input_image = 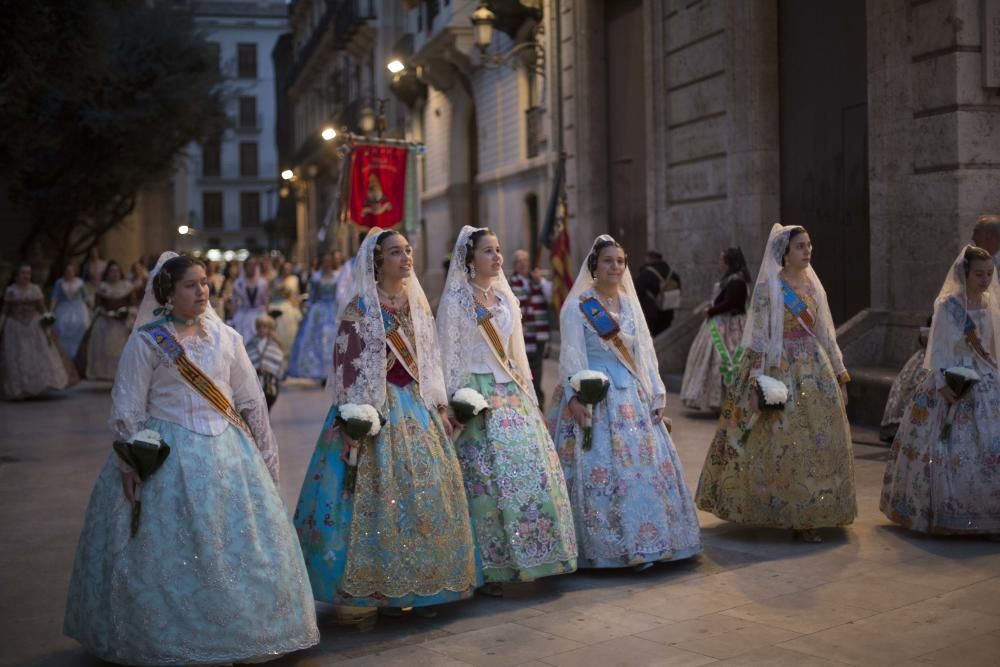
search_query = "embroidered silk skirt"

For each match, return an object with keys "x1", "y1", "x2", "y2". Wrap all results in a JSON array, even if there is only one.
[{"x1": 680, "y1": 313, "x2": 746, "y2": 412}]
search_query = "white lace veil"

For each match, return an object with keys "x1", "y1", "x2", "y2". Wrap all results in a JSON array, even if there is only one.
[
  {"x1": 924, "y1": 244, "x2": 1000, "y2": 372},
  {"x1": 559, "y1": 235, "x2": 664, "y2": 407},
  {"x1": 437, "y1": 225, "x2": 536, "y2": 404},
  {"x1": 741, "y1": 223, "x2": 844, "y2": 376},
  {"x1": 134, "y1": 251, "x2": 225, "y2": 330},
  {"x1": 329, "y1": 227, "x2": 448, "y2": 410}
]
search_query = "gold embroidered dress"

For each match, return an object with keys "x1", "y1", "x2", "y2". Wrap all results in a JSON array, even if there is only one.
[{"x1": 696, "y1": 225, "x2": 856, "y2": 529}]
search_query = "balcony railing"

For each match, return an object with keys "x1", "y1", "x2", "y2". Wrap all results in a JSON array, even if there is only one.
[{"x1": 287, "y1": 0, "x2": 377, "y2": 91}]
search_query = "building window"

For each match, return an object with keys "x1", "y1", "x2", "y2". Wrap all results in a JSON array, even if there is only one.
[
  {"x1": 203, "y1": 192, "x2": 223, "y2": 228},
  {"x1": 238, "y1": 96, "x2": 257, "y2": 129},
  {"x1": 206, "y1": 41, "x2": 220, "y2": 74},
  {"x1": 240, "y1": 192, "x2": 261, "y2": 228},
  {"x1": 237, "y1": 43, "x2": 257, "y2": 78},
  {"x1": 201, "y1": 139, "x2": 220, "y2": 177},
  {"x1": 239, "y1": 142, "x2": 258, "y2": 176}
]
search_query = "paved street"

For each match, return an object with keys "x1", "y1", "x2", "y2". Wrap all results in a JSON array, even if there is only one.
[{"x1": 3, "y1": 363, "x2": 1000, "y2": 667}]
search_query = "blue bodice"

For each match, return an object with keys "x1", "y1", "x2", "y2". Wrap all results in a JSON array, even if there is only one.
[{"x1": 583, "y1": 326, "x2": 635, "y2": 389}]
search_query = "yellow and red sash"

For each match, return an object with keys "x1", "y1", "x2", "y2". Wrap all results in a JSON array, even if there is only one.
[
  {"x1": 141, "y1": 322, "x2": 253, "y2": 438},
  {"x1": 578, "y1": 296, "x2": 641, "y2": 379},
  {"x1": 474, "y1": 301, "x2": 535, "y2": 398},
  {"x1": 381, "y1": 306, "x2": 420, "y2": 382}
]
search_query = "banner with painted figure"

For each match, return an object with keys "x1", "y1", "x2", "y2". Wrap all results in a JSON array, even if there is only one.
[{"x1": 345, "y1": 144, "x2": 409, "y2": 229}]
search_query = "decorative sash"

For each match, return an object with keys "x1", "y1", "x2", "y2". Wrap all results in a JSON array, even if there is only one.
[
  {"x1": 473, "y1": 301, "x2": 534, "y2": 397},
  {"x1": 962, "y1": 309, "x2": 999, "y2": 370},
  {"x1": 141, "y1": 323, "x2": 253, "y2": 437},
  {"x1": 780, "y1": 279, "x2": 817, "y2": 337},
  {"x1": 381, "y1": 306, "x2": 420, "y2": 382},
  {"x1": 708, "y1": 318, "x2": 744, "y2": 386},
  {"x1": 578, "y1": 296, "x2": 641, "y2": 379}
]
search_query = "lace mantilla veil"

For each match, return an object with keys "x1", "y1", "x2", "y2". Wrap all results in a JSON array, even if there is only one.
[
  {"x1": 559, "y1": 235, "x2": 665, "y2": 409},
  {"x1": 437, "y1": 225, "x2": 537, "y2": 405},
  {"x1": 924, "y1": 244, "x2": 1000, "y2": 374},
  {"x1": 741, "y1": 223, "x2": 844, "y2": 376},
  {"x1": 329, "y1": 227, "x2": 448, "y2": 411}
]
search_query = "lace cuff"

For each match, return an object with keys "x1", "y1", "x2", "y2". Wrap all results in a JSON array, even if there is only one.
[{"x1": 239, "y1": 401, "x2": 279, "y2": 484}]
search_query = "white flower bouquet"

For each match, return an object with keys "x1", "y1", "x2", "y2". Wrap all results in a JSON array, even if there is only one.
[
  {"x1": 940, "y1": 366, "x2": 980, "y2": 440},
  {"x1": 112, "y1": 306, "x2": 130, "y2": 321},
  {"x1": 39, "y1": 312, "x2": 56, "y2": 328},
  {"x1": 569, "y1": 370, "x2": 611, "y2": 450},
  {"x1": 451, "y1": 388, "x2": 490, "y2": 424},
  {"x1": 754, "y1": 375, "x2": 789, "y2": 411},
  {"x1": 337, "y1": 403, "x2": 383, "y2": 493},
  {"x1": 113, "y1": 429, "x2": 171, "y2": 537}
]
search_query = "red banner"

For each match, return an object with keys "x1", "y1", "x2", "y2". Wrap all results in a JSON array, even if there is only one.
[
  {"x1": 346, "y1": 144, "x2": 408, "y2": 229},
  {"x1": 549, "y1": 218, "x2": 573, "y2": 312}
]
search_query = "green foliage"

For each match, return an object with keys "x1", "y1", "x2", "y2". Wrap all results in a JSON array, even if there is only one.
[{"x1": 0, "y1": 0, "x2": 228, "y2": 271}]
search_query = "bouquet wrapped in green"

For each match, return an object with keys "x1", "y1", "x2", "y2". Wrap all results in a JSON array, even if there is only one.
[
  {"x1": 113, "y1": 306, "x2": 130, "y2": 321},
  {"x1": 940, "y1": 366, "x2": 980, "y2": 441},
  {"x1": 451, "y1": 388, "x2": 490, "y2": 424},
  {"x1": 337, "y1": 403, "x2": 383, "y2": 494},
  {"x1": 569, "y1": 370, "x2": 611, "y2": 450},
  {"x1": 113, "y1": 429, "x2": 171, "y2": 537}
]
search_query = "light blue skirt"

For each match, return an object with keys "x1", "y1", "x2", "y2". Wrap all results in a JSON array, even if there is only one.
[
  {"x1": 64, "y1": 417, "x2": 319, "y2": 665},
  {"x1": 287, "y1": 299, "x2": 338, "y2": 380}
]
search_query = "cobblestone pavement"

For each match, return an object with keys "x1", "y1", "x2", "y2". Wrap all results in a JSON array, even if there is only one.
[{"x1": 3, "y1": 362, "x2": 1000, "y2": 666}]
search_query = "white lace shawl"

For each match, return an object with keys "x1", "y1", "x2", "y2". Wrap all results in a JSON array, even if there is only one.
[
  {"x1": 924, "y1": 245, "x2": 1000, "y2": 383},
  {"x1": 329, "y1": 228, "x2": 448, "y2": 411},
  {"x1": 436, "y1": 225, "x2": 537, "y2": 405},
  {"x1": 742, "y1": 223, "x2": 845, "y2": 377},
  {"x1": 121, "y1": 251, "x2": 281, "y2": 482},
  {"x1": 559, "y1": 235, "x2": 665, "y2": 410}
]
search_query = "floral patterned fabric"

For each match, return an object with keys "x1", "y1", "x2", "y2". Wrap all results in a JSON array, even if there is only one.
[
  {"x1": 880, "y1": 307, "x2": 1000, "y2": 534},
  {"x1": 680, "y1": 312, "x2": 747, "y2": 412},
  {"x1": 880, "y1": 349, "x2": 929, "y2": 430},
  {"x1": 455, "y1": 373, "x2": 578, "y2": 582},
  {"x1": 695, "y1": 283, "x2": 857, "y2": 529},
  {"x1": 547, "y1": 321, "x2": 701, "y2": 567}
]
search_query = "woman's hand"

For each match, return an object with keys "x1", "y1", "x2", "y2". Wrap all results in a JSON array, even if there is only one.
[
  {"x1": 568, "y1": 396, "x2": 591, "y2": 427},
  {"x1": 120, "y1": 468, "x2": 140, "y2": 508},
  {"x1": 938, "y1": 385, "x2": 958, "y2": 405},
  {"x1": 339, "y1": 431, "x2": 359, "y2": 464},
  {"x1": 437, "y1": 406, "x2": 457, "y2": 438},
  {"x1": 840, "y1": 382, "x2": 849, "y2": 406}
]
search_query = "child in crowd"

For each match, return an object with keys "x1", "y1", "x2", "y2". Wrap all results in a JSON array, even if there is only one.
[{"x1": 246, "y1": 314, "x2": 285, "y2": 410}]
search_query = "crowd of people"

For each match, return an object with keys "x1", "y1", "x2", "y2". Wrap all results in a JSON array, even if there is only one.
[{"x1": 1, "y1": 215, "x2": 998, "y2": 664}]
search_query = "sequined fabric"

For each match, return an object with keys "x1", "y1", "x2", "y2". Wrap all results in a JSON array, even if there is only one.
[
  {"x1": 64, "y1": 417, "x2": 319, "y2": 665},
  {"x1": 455, "y1": 374, "x2": 578, "y2": 582},
  {"x1": 547, "y1": 311, "x2": 702, "y2": 567},
  {"x1": 696, "y1": 284, "x2": 857, "y2": 529},
  {"x1": 295, "y1": 306, "x2": 477, "y2": 606},
  {"x1": 881, "y1": 307, "x2": 1000, "y2": 534}
]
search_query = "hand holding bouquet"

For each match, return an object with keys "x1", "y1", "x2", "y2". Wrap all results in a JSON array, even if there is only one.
[
  {"x1": 732, "y1": 374, "x2": 788, "y2": 452},
  {"x1": 451, "y1": 388, "x2": 490, "y2": 424},
  {"x1": 569, "y1": 370, "x2": 611, "y2": 450},
  {"x1": 939, "y1": 366, "x2": 979, "y2": 440},
  {"x1": 39, "y1": 312, "x2": 56, "y2": 328},
  {"x1": 113, "y1": 429, "x2": 171, "y2": 537},
  {"x1": 113, "y1": 306, "x2": 130, "y2": 321},
  {"x1": 337, "y1": 404, "x2": 383, "y2": 494}
]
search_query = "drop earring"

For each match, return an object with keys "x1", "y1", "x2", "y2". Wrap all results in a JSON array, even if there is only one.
[{"x1": 469, "y1": 265, "x2": 477, "y2": 280}]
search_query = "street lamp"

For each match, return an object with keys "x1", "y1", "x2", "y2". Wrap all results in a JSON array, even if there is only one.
[
  {"x1": 387, "y1": 59, "x2": 405, "y2": 74},
  {"x1": 321, "y1": 127, "x2": 337, "y2": 141},
  {"x1": 177, "y1": 225, "x2": 190, "y2": 235},
  {"x1": 281, "y1": 169, "x2": 294, "y2": 181},
  {"x1": 470, "y1": 2, "x2": 544, "y2": 73}
]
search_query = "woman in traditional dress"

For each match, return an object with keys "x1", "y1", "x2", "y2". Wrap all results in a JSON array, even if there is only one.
[
  {"x1": 880, "y1": 246, "x2": 1000, "y2": 536},
  {"x1": 548, "y1": 236, "x2": 702, "y2": 569},
  {"x1": 0, "y1": 263, "x2": 76, "y2": 400},
  {"x1": 294, "y1": 229, "x2": 477, "y2": 621},
  {"x1": 879, "y1": 318, "x2": 931, "y2": 442},
  {"x1": 695, "y1": 224, "x2": 856, "y2": 542},
  {"x1": 438, "y1": 226, "x2": 577, "y2": 591},
  {"x1": 51, "y1": 263, "x2": 91, "y2": 358},
  {"x1": 64, "y1": 253, "x2": 319, "y2": 665},
  {"x1": 680, "y1": 248, "x2": 751, "y2": 411},
  {"x1": 287, "y1": 253, "x2": 340, "y2": 380},
  {"x1": 269, "y1": 260, "x2": 304, "y2": 355},
  {"x1": 229, "y1": 257, "x2": 269, "y2": 342},
  {"x1": 77, "y1": 261, "x2": 136, "y2": 381}
]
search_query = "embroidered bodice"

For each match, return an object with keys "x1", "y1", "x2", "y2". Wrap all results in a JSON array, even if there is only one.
[
  {"x1": 310, "y1": 273, "x2": 338, "y2": 303},
  {"x1": 96, "y1": 281, "x2": 134, "y2": 311},
  {"x1": 3, "y1": 284, "x2": 45, "y2": 323},
  {"x1": 467, "y1": 292, "x2": 516, "y2": 382}
]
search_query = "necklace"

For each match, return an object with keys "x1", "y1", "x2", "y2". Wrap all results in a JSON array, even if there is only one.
[
  {"x1": 168, "y1": 314, "x2": 200, "y2": 327},
  {"x1": 596, "y1": 289, "x2": 620, "y2": 312},
  {"x1": 378, "y1": 283, "x2": 407, "y2": 307},
  {"x1": 471, "y1": 281, "x2": 493, "y2": 300}
]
